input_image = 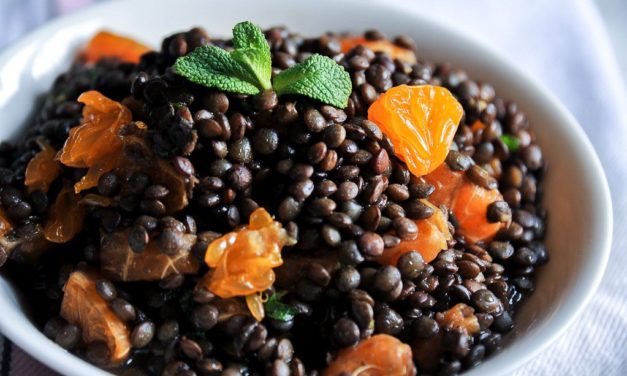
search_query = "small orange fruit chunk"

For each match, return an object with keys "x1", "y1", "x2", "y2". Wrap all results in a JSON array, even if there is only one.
[
  {"x1": 43, "y1": 182, "x2": 85, "y2": 243},
  {"x1": 24, "y1": 142, "x2": 62, "y2": 193},
  {"x1": 246, "y1": 293, "x2": 266, "y2": 322},
  {"x1": 424, "y1": 164, "x2": 505, "y2": 244},
  {"x1": 58, "y1": 91, "x2": 132, "y2": 193},
  {"x1": 0, "y1": 208, "x2": 12, "y2": 238},
  {"x1": 82, "y1": 31, "x2": 151, "y2": 64},
  {"x1": 203, "y1": 208, "x2": 295, "y2": 298},
  {"x1": 339, "y1": 36, "x2": 417, "y2": 64},
  {"x1": 368, "y1": 85, "x2": 463, "y2": 177},
  {"x1": 323, "y1": 334, "x2": 415, "y2": 376},
  {"x1": 438, "y1": 303, "x2": 480, "y2": 335},
  {"x1": 376, "y1": 200, "x2": 451, "y2": 265},
  {"x1": 61, "y1": 270, "x2": 131, "y2": 365}
]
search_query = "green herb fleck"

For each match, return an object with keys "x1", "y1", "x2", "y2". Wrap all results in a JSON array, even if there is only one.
[
  {"x1": 264, "y1": 291, "x2": 296, "y2": 322},
  {"x1": 273, "y1": 54, "x2": 352, "y2": 108},
  {"x1": 500, "y1": 134, "x2": 521, "y2": 152}
]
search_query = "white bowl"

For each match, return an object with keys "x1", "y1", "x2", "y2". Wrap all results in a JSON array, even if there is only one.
[{"x1": 0, "y1": 0, "x2": 612, "y2": 375}]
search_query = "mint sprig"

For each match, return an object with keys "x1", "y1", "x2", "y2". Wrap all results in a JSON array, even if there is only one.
[
  {"x1": 264, "y1": 291, "x2": 296, "y2": 322},
  {"x1": 273, "y1": 54, "x2": 352, "y2": 108},
  {"x1": 173, "y1": 21, "x2": 352, "y2": 108}
]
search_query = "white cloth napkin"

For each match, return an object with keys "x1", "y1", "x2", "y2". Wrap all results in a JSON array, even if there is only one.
[
  {"x1": 1, "y1": 0, "x2": 626, "y2": 375},
  {"x1": 382, "y1": 0, "x2": 627, "y2": 375}
]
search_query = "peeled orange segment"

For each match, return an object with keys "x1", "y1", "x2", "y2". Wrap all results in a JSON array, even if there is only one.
[
  {"x1": 24, "y1": 142, "x2": 62, "y2": 193},
  {"x1": 43, "y1": 182, "x2": 85, "y2": 243},
  {"x1": 368, "y1": 85, "x2": 463, "y2": 178},
  {"x1": 58, "y1": 91, "x2": 132, "y2": 193},
  {"x1": 203, "y1": 208, "x2": 296, "y2": 298},
  {"x1": 61, "y1": 270, "x2": 131, "y2": 365},
  {"x1": 376, "y1": 200, "x2": 451, "y2": 265},
  {"x1": 245, "y1": 293, "x2": 265, "y2": 322},
  {"x1": 437, "y1": 303, "x2": 480, "y2": 335},
  {"x1": 0, "y1": 208, "x2": 12, "y2": 238},
  {"x1": 322, "y1": 334, "x2": 415, "y2": 376},
  {"x1": 100, "y1": 230, "x2": 198, "y2": 281},
  {"x1": 339, "y1": 36, "x2": 417, "y2": 64},
  {"x1": 82, "y1": 31, "x2": 151, "y2": 64},
  {"x1": 424, "y1": 164, "x2": 506, "y2": 244}
]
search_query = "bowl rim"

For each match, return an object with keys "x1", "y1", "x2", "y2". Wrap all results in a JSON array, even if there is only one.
[{"x1": 0, "y1": 0, "x2": 613, "y2": 375}]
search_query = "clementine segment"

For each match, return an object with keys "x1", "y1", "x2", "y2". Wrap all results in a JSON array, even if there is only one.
[
  {"x1": 438, "y1": 303, "x2": 480, "y2": 335},
  {"x1": 322, "y1": 334, "x2": 415, "y2": 376},
  {"x1": 61, "y1": 270, "x2": 131, "y2": 365},
  {"x1": 368, "y1": 85, "x2": 463, "y2": 177},
  {"x1": 0, "y1": 208, "x2": 12, "y2": 238},
  {"x1": 43, "y1": 181, "x2": 85, "y2": 243},
  {"x1": 424, "y1": 164, "x2": 505, "y2": 244},
  {"x1": 82, "y1": 31, "x2": 151, "y2": 64},
  {"x1": 203, "y1": 208, "x2": 295, "y2": 298},
  {"x1": 376, "y1": 200, "x2": 451, "y2": 265},
  {"x1": 58, "y1": 91, "x2": 132, "y2": 193},
  {"x1": 339, "y1": 36, "x2": 417, "y2": 64},
  {"x1": 24, "y1": 142, "x2": 62, "y2": 193}
]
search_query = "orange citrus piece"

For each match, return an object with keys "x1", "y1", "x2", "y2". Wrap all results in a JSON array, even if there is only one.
[
  {"x1": 82, "y1": 31, "x2": 151, "y2": 64},
  {"x1": 58, "y1": 91, "x2": 132, "y2": 193},
  {"x1": 323, "y1": 334, "x2": 415, "y2": 376},
  {"x1": 376, "y1": 200, "x2": 451, "y2": 265},
  {"x1": 245, "y1": 293, "x2": 266, "y2": 322},
  {"x1": 339, "y1": 37, "x2": 417, "y2": 64},
  {"x1": 203, "y1": 208, "x2": 295, "y2": 298},
  {"x1": 424, "y1": 164, "x2": 505, "y2": 244},
  {"x1": 43, "y1": 181, "x2": 85, "y2": 243},
  {"x1": 61, "y1": 270, "x2": 131, "y2": 365},
  {"x1": 24, "y1": 142, "x2": 62, "y2": 193},
  {"x1": 0, "y1": 208, "x2": 12, "y2": 238},
  {"x1": 368, "y1": 85, "x2": 463, "y2": 177},
  {"x1": 437, "y1": 303, "x2": 480, "y2": 335}
]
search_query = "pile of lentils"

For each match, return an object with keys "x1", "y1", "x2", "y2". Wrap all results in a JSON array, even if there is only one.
[{"x1": 0, "y1": 26, "x2": 548, "y2": 376}]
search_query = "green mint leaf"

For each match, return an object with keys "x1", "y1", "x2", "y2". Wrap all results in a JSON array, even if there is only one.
[
  {"x1": 273, "y1": 54, "x2": 352, "y2": 108},
  {"x1": 174, "y1": 45, "x2": 260, "y2": 94},
  {"x1": 500, "y1": 134, "x2": 521, "y2": 152},
  {"x1": 231, "y1": 21, "x2": 272, "y2": 90},
  {"x1": 264, "y1": 291, "x2": 296, "y2": 322}
]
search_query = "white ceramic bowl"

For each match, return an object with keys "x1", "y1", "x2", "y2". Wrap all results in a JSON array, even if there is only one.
[{"x1": 0, "y1": 0, "x2": 612, "y2": 375}]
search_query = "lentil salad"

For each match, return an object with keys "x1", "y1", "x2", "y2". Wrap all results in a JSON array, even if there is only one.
[{"x1": 0, "y1": 22, "x2": 548, "y2": 376}]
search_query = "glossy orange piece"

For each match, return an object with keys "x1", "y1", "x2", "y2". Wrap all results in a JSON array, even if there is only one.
[
  {"x1": 424, "y1": 164, "x2": 505, "y2": 244},
  {"x1": 376, "y1": 200, "x2": 451, "y2": 265},
  {"x1": 0, "y1": 208, "x2": 12, "y2": 238},
  {"x1": 203, "y1": 208, "x2": 295, "y2": 298},
  {"x1": 339, "y1": 37, "x2": 417, "y2": 64},
  {"x1": 82, "y1": 31, "x2": 150, "y2": 64},
  {"x1": 58, "y1": 91, "x2": 132, "y2": 193},
  {"x1": 323, "y1": 334, "x2": 415, "y2": 376},
  {"x1": 43, "y1": 182, "x2": 85, "y2": 243},
  {"x1": 246, "y1": 293, "x2": 266, "y2": 322},
  {"x1": 368, "y1": 85, "x2": 463, "y2": 177},
  {"x1": 438, "y1": 303, "x2": 480, "y2": 335},
  {"x1": 24, "y1": 143, "x2": 62, "y2": 193},
  {"x1": 61, "y1": 270, "x2": 131, "y2": 365}
]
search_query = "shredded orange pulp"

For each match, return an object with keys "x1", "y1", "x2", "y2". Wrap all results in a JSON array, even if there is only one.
[
  {"x1": 203, "y1": 208, "x2": 295, "y2": 299},
  {"x1": 43, "y1": 181, "x2": 85, "y2": 243},
  {"x1": 82, "y1": 31, "x2": 150, "y2": 64},
  {"x1": 24, "y1": 142, "x2": 62, "y2": 193},
  {"x1": 58, "y1": 91, "x2": 132, "y2": 193},
  {"x1": 368, "y1": 85, "x2": 463, "y2": 178}
]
